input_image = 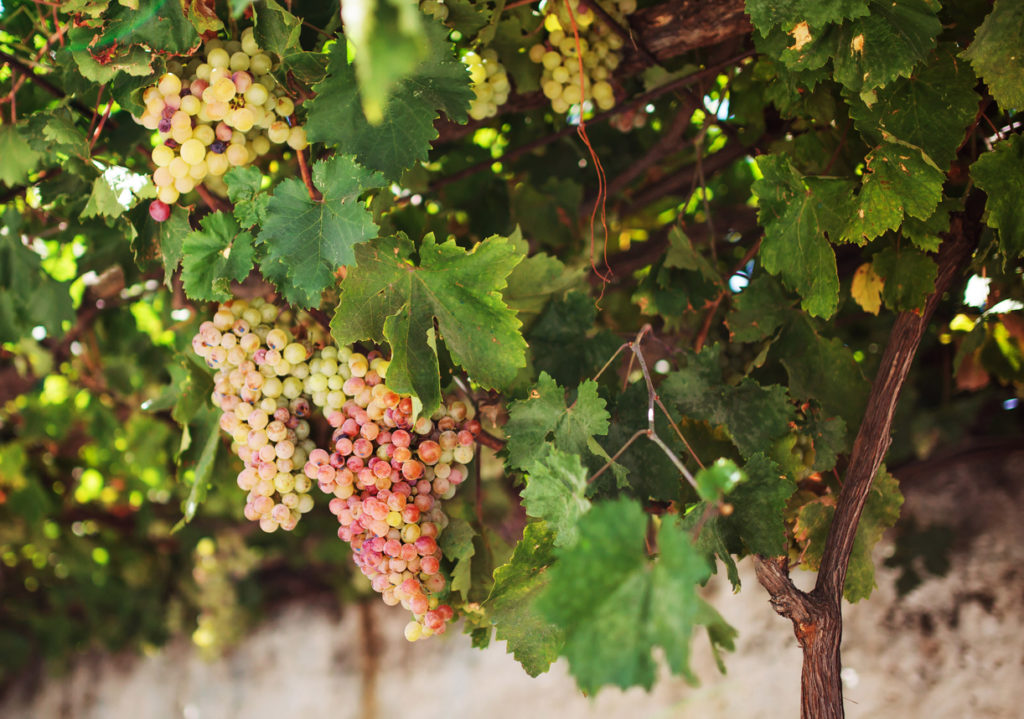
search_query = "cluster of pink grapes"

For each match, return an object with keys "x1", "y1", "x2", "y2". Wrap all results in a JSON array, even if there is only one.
[
  {"x1": 134, "y1": 28, "x2": 308, "y2": 221},
  {"x1": 192, "y1": 299, "x2": 480, "y2": 640}
]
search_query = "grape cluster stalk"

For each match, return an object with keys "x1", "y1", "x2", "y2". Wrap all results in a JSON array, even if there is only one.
[
  {"x1": 192, "y1": 299, "x2": 481, "y2": 640},
  {"x1": 529, "y1": 0, "x2": 636, "y2": 114},
  {"x1": 134, "y1": 28, "x2": 308, "y2": 221}
]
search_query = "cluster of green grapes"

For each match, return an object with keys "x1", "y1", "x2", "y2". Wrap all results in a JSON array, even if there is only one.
[
  {"x1": 529, "y1": 0, "x2": 636, "y2": 114},
  {"x1": 134, "y1": 28, "x2": 308, "y2": 221},
  {"x1": 193, "y1": 299, "x2": 481, "y2": 640},
  {"x1": 463, "y1": 49, "x2": 512, "y2": 120}
]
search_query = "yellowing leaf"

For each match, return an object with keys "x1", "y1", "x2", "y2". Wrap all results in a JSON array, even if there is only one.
[{"x1": 851, "y1": 262, "x2": 884, "y2": 314}]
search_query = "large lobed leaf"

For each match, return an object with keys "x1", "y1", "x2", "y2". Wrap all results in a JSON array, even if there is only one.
[
  {"x1": 331, "y1": 232, "x2": 526, "y2": 414},
  {"x1": 521, "y1": 448, "x2": 591, "y2": 548},
  {"x1": 257, "y1": 155, "x2": 383, "y2": 308},
  {"x1": 962, "y1": 0, "x2": 1024, "y2": 112},
  {"x1": 306, "y1": 22, "x2": 473, "y2": 180},
  {"x1": 971, "y1": 134, "x2": 1024, "y2": 260},
  {"x1": 181, "y1": 212, "x2": 255, "y2": 302},
  {"x1": 536, "y1": 499, "x2": 736, "y2": 693}
]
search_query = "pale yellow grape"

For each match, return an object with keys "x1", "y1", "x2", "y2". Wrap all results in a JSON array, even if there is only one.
[
  {"x1": 550, "y1": 30, "x2": 565, "y2": 46},
  {"x1": 209, "y1": 67, "x2": 229, "y2": 86},
  {"x1": 593, "y1": 80, "x2": 614, "y2": 103},
  {"x1": 141, "y1": 113, "x2": 160, "y2": 130},
  {"x1": 171, "y1": 110, "x2": 191, "y2": 129},
  {"x1": 207, "y1": 47, "x2": 230, "y2": 69},
  {"x1": 562, "y1": 83, "x2": 582, "y2": 105},
  {"x1": 153, "y1": 166, "x2": 174, "y2": 187},
  {"x1": 171, "y1": 125, "x2": 193, "y2": 144},
  {"x1": 207, "y1": 152, "x2": 230, "y2": 176},
  {"x1": 193, "y1": 124, "x2": 215, "y2": 145},
  {"x1": 250, "y1": 53, "x2": 272, "y2": 75},
  {"x1": 544, "y1": 13, "x2": 562, "y2": 32},
  {"x1": 252, "y1": 134, "x2": 271, "y2": 155},
  {"x1": 174, "y1": 175, "x2": 195, "y2": 194},
  {"x1": 213, "y1": 77, "x2": 236, "y2": 102},
  {"x1": 529, "y1": 43, "x2": 546, "y2": 63},
  {"x1": 542, "y1": 51, "x2": 561, "y2": 70},
  {"x1": 596, "y1": 93, "x2": 616, "y2": 110},
  {"x1": 180, "y1": 95, "x2": 201, "y2": 115},
  {"x1": 226, "y1": 143, "x2": 249, "y2": 166},
  {"x1": 268, "y1": 121, "x2": 289, "y2": 143},
  {"x1": 188, "y1": 160, "x2": 209, "y2": 181},
  {"x1": 225, "y1": 40, "x2": 242, "y2": 54},
  {"x1": 469, "y1": 101, "x2": 490, "y2": 121},
  {"x1": 229, "y1": 51, "x2": 250, "y2": 71},
  {"x1": 206, "y1": 102, "x2": 229, "y2": 121},
  {"x1": 145, "y1": 99, "x2": 165, "y2": 117},
  {"x1": 151, "y1": 144, "x2": 175, "y2": 167},
  {"x1": 143, "y1": 85, "x2": 162, "y2": 104},
  {"x1": 180, "y1": 138, "x2": 206, "y2": 165},
  {"x1": 475, "y1": 83, "x2": 494, "y2": 101},
  {"x1": 157, "y1": 186, "x2": 180, "y2": 204},
  {"x1": 274, "y1": 96, "x2": 294, "y2": 117},
  {"x1": 241, "y1": 28, "x2": 260, "y2": 56},
  {"x1": 158, "y1": 73, "x2": 181, "y2": 96},
  {"x1": 231, "y1": 107, "x2": 255, "y2": 132},
  {"x1": 542, "y1": 79, "x2": 562, "y2": 100},
  {"x1": 286, "y1": 126, "x2": 308, "y2": 150},
  {"x1": 195, "y1": 63, "x2": 212, "y2": 81},
  {"x1": 169, "y1": 157, "x2": 190, "y2": 179},
  {"x1": 245, "y1": 83, "x2": 269, "y2": 106},
  {"x1": 552, "y1": 66, "x2": 570, "y2": 84},
  {"x1": 551, "y1": 96, "x2": 570, "y2": 114}
]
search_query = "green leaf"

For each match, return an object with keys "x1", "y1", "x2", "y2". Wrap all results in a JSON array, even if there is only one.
[
  {"x1": 486, "y1": 522, "x2": 564, "y2": 676},
  {"x1": 753, "y1": 154, "x2": 854, "y2": 318},
  {"x1": 224, "y1": 166, "x2": 269, "y2": 229},
  {"x1": 971, "y1": 135, "x2": 1024, "y2": 259},
  {"x1": 253, "y1": 0, "x2": 302, "y2": 57},
  {"x1": 306, "y1": 23, "x2": 473, "y2": 179},
  {"x1": 848, "y1": 47, "x2": 979, "y2": 170},
  {"x1": 962, "y1": 0, "x2": 1024, "y2": 111},
  {"x1": 871, "y1": 246, "x2": 937, "y2": 311},
  {"x1": 662, "y1": 345, "x2": 795, "y2": 459},
  {"x1": 181, "y1": 212, "x2": 255, "y2": 302},
  {"x1": 504, "y1": 373, "x2": 610, "y2": 471},
  {"x1": 694, "y1": 458, "x2": 745, "y2": 503},
  {"x1": 174, "y1": 406, "x2": 220, "y2": 531},
  {"x1": 745, "y1": 0, "x2": 870, "y2": 37},
  {"x1": 841, "y1": 141, "x2": 944, "y2": 244},
  {"x1": 158, "y1": 206, "x2": 191, "y2": 288},
  {"x1": 726, "y1": 274, "x2": 794, "y2": 342},
  {"x1": 794, "y1": 466, "x2": 903, "y2": 600},
  {"x1": 257, "y1": 155, "x2": 383, "y2": 308},
  {"x1": 723, "y1": 453, "x2": 794, "y2": 555},
  {"x1": 331, "y1": 232, "x2": 526, "y2": 414},
  {"x1": 536, "y1": 500, "x2": 735, "y2": 693},
  {"x1": 831, "y1": 0, "x2": 941, "y2": 94},
  {"x1": 525, "y1": 291, "x2": 621, "y2": 388},
  {"x1": 0, "y1": 124, "x2": 43, "y2": 187},
  {"x1": 502, "y1": 229, "x2": 584, "y2": 321},
  {"x1": 901, "y1": 197, "x2": 954, "y2": 253},
  {"x1": 439, "y1": 517, "x2": 476, "y2": 600},
  {"x1": 775, "y1": 316, "x2": 869, "y2": 433},
  {"x1": 521, "y1": 448, "x2": 591, "y2": 547},
  {"x1": 99, "y1": 0, "x2": 199, "y2": 54}
]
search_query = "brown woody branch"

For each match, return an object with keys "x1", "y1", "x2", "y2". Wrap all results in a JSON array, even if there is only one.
[{"x1": 754, "y1": 195, "x2": 982, "y2": 719}]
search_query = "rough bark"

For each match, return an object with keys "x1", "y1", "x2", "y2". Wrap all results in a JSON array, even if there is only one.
[{"x1": 755, "y1": 197, "x2": 982, "y2": 718}]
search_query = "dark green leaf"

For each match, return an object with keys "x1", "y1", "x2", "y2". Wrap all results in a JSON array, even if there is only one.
[
  {"x1": 971, "y1": 135, "x2": 1024, "y2": 259},
  {"x1": 872, "y1": 246, "x2": 938, "y2": 311},
  {"x1": 962, "y1": 0, "x2": 1024, "y2": 111},
  {"x1": 181, "y1": 212, "x2": 255, "y2": 302}
]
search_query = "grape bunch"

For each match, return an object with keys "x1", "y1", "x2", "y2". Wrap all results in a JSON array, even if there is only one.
[
  {"x1": 463, "y1": 49, "x2": 512, "y2": 120},
  {"x1": 529, "y1": 0, "x2": 636, "y2": 114},
  {"x1": 134, "y1": 28, "x2": 308, "y2": 220},
  {"x1": 192, "y1": 299, "x2": 481, "y2": 640}
]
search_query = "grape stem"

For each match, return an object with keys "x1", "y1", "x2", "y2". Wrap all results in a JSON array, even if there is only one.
[{"x1": 296, "y1": 146, "x2": 322, "y2": 201}]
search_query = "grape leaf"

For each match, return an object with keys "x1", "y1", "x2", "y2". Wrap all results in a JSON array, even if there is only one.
[
  {"x1": 831, "y1": 0, "x2": 941, "y2": 94},
  {"x1": 0, "y1": 124, "x2": 43, "y2": 187},
  {"x1": 842, "y1": 141, "x2": 944, "y2": 244},
  {"x1": 224, "y1": 166, "x2": 269, "y2": 229},
  {"x1": 871, "y1": 246, "x2": 937, "y2": 312},
  {"x1": 971, "y1": 135, "x2": 1024, "y2": 260},
  {"x1": 157, "y1": 206, "x2": 191, "y2": 289},
  {"x1": 306, "y1": 22, "x2": 473, "y2": 179},
  {"x1": 181, "y1": 212, "x2": 255, "y2": 302},
  {"x1": 257, "y1": 155, "x2": 383, "y2": 308},
  {"x1": 485, "y1": 522, "x2": 564, "y2": 676},
  {"x1": 962, "y1": 0, "x2": 1024, "y2": 111},
  {"x1": 99, "y1": 0, "x2": 199, "y2": 54},
  {"x1": 745, "y1": 0, "x2": 870, "y2": 37},
  {"x1": 536, "y1": 499, "x2": 735, "y2": 693},
  {"x1": 850, "y1": 262, "x2": 883, "y2": 315},
  {"x1": 502, "y1": 229, "x2": 584, "y2": 321},
  {"x1": 726, "y1": 274, "x2": 794, "y2": 342},
  {"x1": 775, "y1": 316, "x2": 869, "y2": 433},
  {"x1": 253, "y1": 0, "x2": 301, "y2": 58},
  {"x1": 331, "y1": 232, "x2": 526, "y2": 415},
  {"x1": 525, "y1": 291, "x2": 621, "y2": 388},
  {"x1": 753, "y1": 154, "x2": 854, "y2": 318},
  {"x1": 662, "y1": 344, "x2": 795, "y2": 459},
  {"x1": 848, "y1": 47, "x2": 979, "y2": 170},
  {"x1": 793, "y1": 466, "x2": 903, "y2": 601},
  {"x1": 521, "y1": 448, "x2": 591, "y2": 548},
  {"x1": 723, "y1": 453, "x2": 795, "y2": 556},
  {"x1": 439, "y1": 516, "x2": 476, "y2": 600},
  {"x1": 503, "y1": 373, "x2": 610, "y2": 471},
  {"x1": 694, "y1": 458, "x2": 745, "y2": 503}
]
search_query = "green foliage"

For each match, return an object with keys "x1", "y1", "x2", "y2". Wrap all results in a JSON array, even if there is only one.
[{"x1": 1, "y1": 0, "x2": 1020, "y2": 700}]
